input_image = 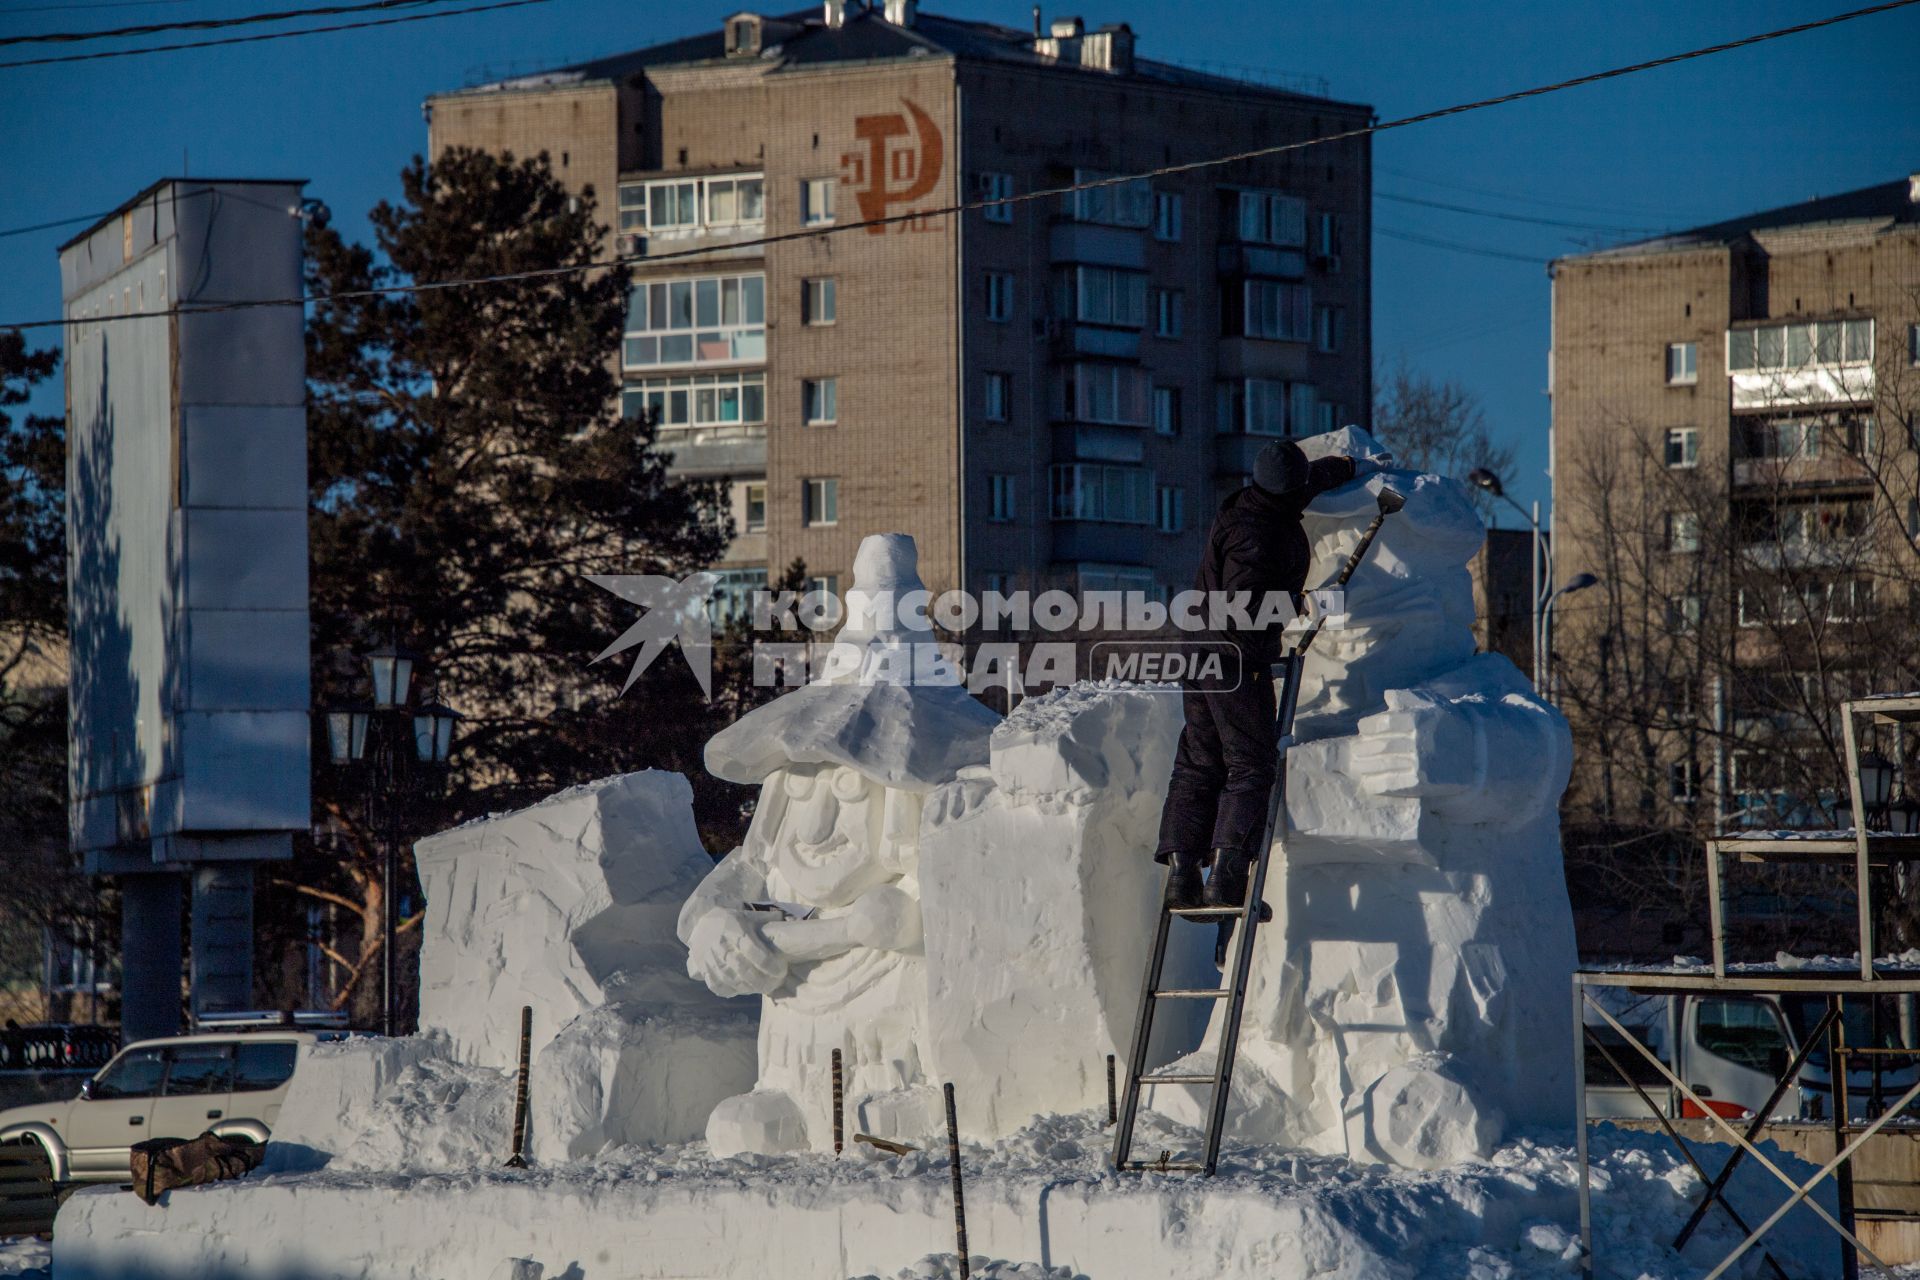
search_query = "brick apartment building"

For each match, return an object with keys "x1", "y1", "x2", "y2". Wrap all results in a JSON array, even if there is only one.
[
  {"x1": 1549, "y1": 176, "x2": 1920, "y2": 828},
  {"x1": 425, "y1": 1, "x2": 1372, "y2": 611}
]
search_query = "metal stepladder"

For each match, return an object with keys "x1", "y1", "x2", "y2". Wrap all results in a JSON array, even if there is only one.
[{"x1": 1112, "y1": 486, "x2": 1405, "y2": 1176}]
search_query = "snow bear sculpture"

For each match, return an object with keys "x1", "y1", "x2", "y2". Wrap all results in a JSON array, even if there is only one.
[
  {"x1": 678, "y1": 534, "x2": 1000, "y2": 1157},
  {"x1": 1151, "y1": 427, "x2": 1578, "y2": 1169}
]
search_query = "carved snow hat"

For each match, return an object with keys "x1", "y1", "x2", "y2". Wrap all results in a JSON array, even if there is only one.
[{"x1": 705, "y1": 533, "x2": 999, "y2": 793}]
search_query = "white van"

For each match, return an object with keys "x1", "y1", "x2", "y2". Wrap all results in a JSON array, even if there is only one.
[
  {"x1": 0, "y1": 1031, "x2": 313, "y2": 1183},
  {"x1": 1586, "y1": 990, "x2": 1919, "y2": 1123}
]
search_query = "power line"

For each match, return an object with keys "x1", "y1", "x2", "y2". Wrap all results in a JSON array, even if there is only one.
[
  {"x1": 0, "y1": 0, "x2": 544, "y2": 66},
  {"x1": 1375, "y1": 190, "x2": 1662, "y2": 235},
  {"x1": 0, "y1": 0, "x2": 462, "y2": 47},
  {"x1": 0, "y1": 211, "x2": 108, "y2": 239},
  {"x1": 2, "y1": 0, "x2": 196, "y2": 13},
  {"x1": 6, "y1": 0, "x2": 1914, "y2": 328},
  {"x1": 1376, "y1": 225, "x2": 1547, "y2": 265},
  {"x1": 1375, "y1": 163, "x2": 1714, "y2": 223}
]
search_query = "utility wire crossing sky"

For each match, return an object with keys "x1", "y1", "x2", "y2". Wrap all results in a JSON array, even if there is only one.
[{"x1": 8, "y1": 0, "x2": 1917, "y2": 333}]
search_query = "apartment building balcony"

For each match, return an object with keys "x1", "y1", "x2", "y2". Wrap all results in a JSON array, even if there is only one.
[
  {"x1": 1216, "y1": 243, "x2": 1306, "y2": 280},
  {"x1": 1730, "y1": 364, "x2": 1875, "y2": 411},
  {"x1": 1051, "y1": 420, "x2": 1146, "y2": 463},
  {"x1": 1048, "y1": 222, "x2": 1145, "y2": 269},
  {"x1": 658, "y1": 424, "x2": 766, "y2": 478},
  {"x1": 1049, "y1": 320, "x2": 1142, "y2": 360},
  {"x1": 1731, "y1": 454, "x2": 1877, "y2": 490},
  {"x1": 1050, "y1": 521, "x2": 1150, "y2": 563},
  {"x1": 1217, "y1": 337, "x2": 1310, "y2": 382}
]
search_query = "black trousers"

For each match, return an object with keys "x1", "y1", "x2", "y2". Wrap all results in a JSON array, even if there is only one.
[{"x1": 1153, "y1": 658, "x2": 1278, "y2": 863}]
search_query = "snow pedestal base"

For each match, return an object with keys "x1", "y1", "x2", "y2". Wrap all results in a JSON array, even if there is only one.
[{"x1": 54, "y1": 1124, "x2": 1842, "y2": 1280}]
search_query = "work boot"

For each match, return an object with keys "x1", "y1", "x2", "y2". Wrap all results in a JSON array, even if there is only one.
[
  {"x1": 1163, "y1": 850, "x2": 1206, "y2": 909},
  {"x1": 1202, "y1": 847, "x2": 1254, "y2": 909}
]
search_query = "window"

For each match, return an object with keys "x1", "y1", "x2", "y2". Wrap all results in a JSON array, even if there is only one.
[
  {"x1": 803, "y1": 377, "x2": 838, "y2": 425},
  {"x1": 1236, "y1": 280, "x2": 1312, "y2": 342},
  {"x1": 803, "y1": 477, "x2": 839, "y2": 526},
  {"x1": 1070, "y1": 170, "x2": 1151, "y2": 227},
  {"x1": 1728, "y1": 318, "x2": 1873, "y2": 371},
  {"x1": 1315, "y1": 401, "x2": 1342, "y2": 435},
  {"x1": 623, "y1": 273, "x2": 766, "y2": 370},
  {"x1": 1060, "y1": 266, "x2": 1147, "y2": 327},
  {"x1": 988, "y1": 473, "x2": 1017, "y2": 522},
  {"x1": 617, "y1": 174, "x2": 765, "y2": 237},
  {"x1": 1314, "y1": 304, "x2": 1344, "y2": 354},
  {"x1": 1664, "y1": 427, "x2": 1699, "y2": 468},
  {"x1": 622, "y1": 371, "x2": 767, "y2": 429},
  {"x1": 1667, "y1": 594, "x2": 1703, "y2": 634},
  {"x1": 1152, "y1": 386, "x2": 1181, "y2": 436},
  {"x1": 803, "y1": 277, "x2": 837, "y2": 326},
  {"x1": 1153, "y1": 288, "x2": 1184, "y2": 339},
  {"x1": 1217, "y1": 378, "x2": 1314, "y2": 437},
  {"x1": 1235, "y1": 188, "x2": 1307, "y2": 247},
  {"x1": 709, "y1": 567, "x2": 767, "y2": 627},
  {"x1": 1155, "y1": 484, "x2": 1185, "y2": 533},
  {"x1": 1666, "y1": 342, "x2": 1698, "y2": 385},
  {"x1": 1669, "y1": 759, "x2": 1700, "y2": 803},
  {"x1": 91, "y1": 1047, "x2": 166, "y2": 1100},
  {"x1": 974, "y1": 172, "x2": 1014, "y2": 224},
  {"x1": 1666, "y1": 511, "x2": 1701, "y2": 553},
  {"x1": 232, "y1": 1041, "x2": 298, "y2": 1093},
  {"x1": 1828, "y1": 577, "x2": 1874, "y2": 622},
  {"x1": 743, "y1": 482, "x2": 767, "y2": 533},
  {"x1": 801, "y1": 178, "x2": 837, "y2": 227},
  {"x1": 1060, "y1": 363, "x2": 1150, "y2": 426},
  {"x1": 1694, "y1": 999, "x2": 1789, "y2": 1072},
  {"x1": 1153, "y1": 189, "x2": 1183, "y2": 241},
  {"x1": 1313, "y1": 211, "x2": 1343, "y2": 268},
  {"x1": 1049, "y1": 464, "x2": 1153, "y2": 523},
  {"x1": 985, "y1": 272, "x2": 1015, "y2": 322},
  {"x1": 163, "y1": 1043, "x2": 233, "y2": 1096},
  {"x1": 984, "y1": 372, "x2": 1010, "y2": 422},
  {"x1": 806, "y1": 573, "x2": 839, "y2": 599}
]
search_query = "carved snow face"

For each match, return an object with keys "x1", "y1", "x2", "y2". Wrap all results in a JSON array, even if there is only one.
[{"x1": 765, "y1": 763, "x2": 895, "y2": 909}]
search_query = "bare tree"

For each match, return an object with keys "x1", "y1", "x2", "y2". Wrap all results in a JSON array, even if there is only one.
[{"x1": 1371, "y1": 360, "x2": 1516, "y2": 502}]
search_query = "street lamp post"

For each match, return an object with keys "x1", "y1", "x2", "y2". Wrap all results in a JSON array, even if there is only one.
[
  {"x1": 1541, "y1": 572, "x2": 1600, "y2": 700},
  {"x1": 1469, "y1": 468, "x2": 1557, "y2": 696},
  {"x1": 324, "y1": 644, "x2": 460, "y2": 1037}
]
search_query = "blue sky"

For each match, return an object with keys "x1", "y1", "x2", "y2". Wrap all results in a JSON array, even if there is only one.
[{"x1": 3, "y1": 0, "x2": 1917, "y2": 518}]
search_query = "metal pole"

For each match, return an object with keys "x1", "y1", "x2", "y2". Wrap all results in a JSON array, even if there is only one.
[
  {"x1": 944, "y1": 1082, "x2": 969, "y2": 1279},
  {"x1": 1573, "y1": 982, "x2": 1592, "y2": 1274},
  {"x1": 505, "y1": 1005, "x2": 531, "y2": 1168},
  {"x1": 831, "y1": 1048, "x2": 844, "y2": 1157},
  {"x1": 1530, "y1": 500, "x2": 1544, "y2": 695},
  {"x1": 1831, "y1": 995, "x2": 1858, "y2": 1280},
  {"x1": 383, "y1": 728, "x2": 397, "y2": 1039},
  {"x1": 1106, "y1": 1054, "x2": 1116, "y2": 1127}
]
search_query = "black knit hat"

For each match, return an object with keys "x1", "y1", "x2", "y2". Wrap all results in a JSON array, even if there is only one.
[{"x1": 1252, "y1": 440, "x2": 1310, "y2": 495}]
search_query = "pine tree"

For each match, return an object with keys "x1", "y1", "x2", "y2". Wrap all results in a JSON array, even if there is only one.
[{"x1": 288, "y1": 148, "x2": 733, "y2": 1021}]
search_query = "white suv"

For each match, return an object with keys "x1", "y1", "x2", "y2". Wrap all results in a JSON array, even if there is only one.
[{"x1": 0, "y1": 1032, "x2": 312, "y2": 1183}]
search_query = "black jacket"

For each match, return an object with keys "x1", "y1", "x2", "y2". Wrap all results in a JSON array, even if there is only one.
[{"x1": 1192, "y1": 456, "x2": 1358, "y2": 665}]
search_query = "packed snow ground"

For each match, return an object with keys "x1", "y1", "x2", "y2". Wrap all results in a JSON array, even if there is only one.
[
  {"x1": 0, "y1": 1237, "x2": 48, "y2": 1279},
  {"x1": 53, "y1": 1109, "x2": 1866, "y2": 1280}
]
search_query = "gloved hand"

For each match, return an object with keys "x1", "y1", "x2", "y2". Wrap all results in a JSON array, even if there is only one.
[{"x1": 685, "y1": 908, "x2": 790, "y2": 998}]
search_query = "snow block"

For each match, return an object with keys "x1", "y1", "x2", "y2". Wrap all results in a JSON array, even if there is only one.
[
  {"x1": 264, "y1": 1034, "x2": 454, "y2": 1172},
  {"x1": 413, "y1": 770, "x2": 743, "y2": 1067},
  {"x1": 530, "y1": 1001, "x2": 758, "y2": 1162},
  {"x1": 919, "y1": 682, "x2": 1215, "y2": 1138}
]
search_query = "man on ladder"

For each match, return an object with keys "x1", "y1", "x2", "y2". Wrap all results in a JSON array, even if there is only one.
[
  {"x1": 1154, "y1": 440, "x2": 1359, "y2": 915},
  {"x1": 1116, "y1": 443, "x2": 1400, "y2": 1176}
]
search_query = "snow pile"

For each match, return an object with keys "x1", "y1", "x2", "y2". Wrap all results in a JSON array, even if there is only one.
[
  {"x1": 267, "y1": 1039, "x2": 512, "y2": 1174},
  {"x1": 53, "y1": 1118, "x2": 1854, "y2": 1280},
  {"x1": 849, "y1": 1257, "x2": 1079, "y2": 1280},
  {"x1": 918, "y1": 681, "x2": 1215, "y2": 1138},
  {"x1": 0, "y1": 1238, "x2": 48, "y2": 1280}
]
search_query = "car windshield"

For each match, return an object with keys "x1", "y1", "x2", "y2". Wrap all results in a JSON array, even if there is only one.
[
  {"x1": 1780, "y1": 995, "x2": 1920, "y2": 1073},
  {"x1": 89, "y1": 1047, "x2": 166, "y2": 1099}
]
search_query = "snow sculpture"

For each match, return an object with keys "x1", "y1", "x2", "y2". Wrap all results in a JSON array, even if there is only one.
[
  {"x1": 1151, "y1": 427, "x2": 1578, "y2": 1169},
  {"x1": 412, "y1": 770, "x2": 756, "y2": 1155},
  {"x1": 918, "y1": 683, "x2": 1216, "y2": 1137},
  {"x1": 678, "y1": 534, "x2": 1000, "y2": 1157}
]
